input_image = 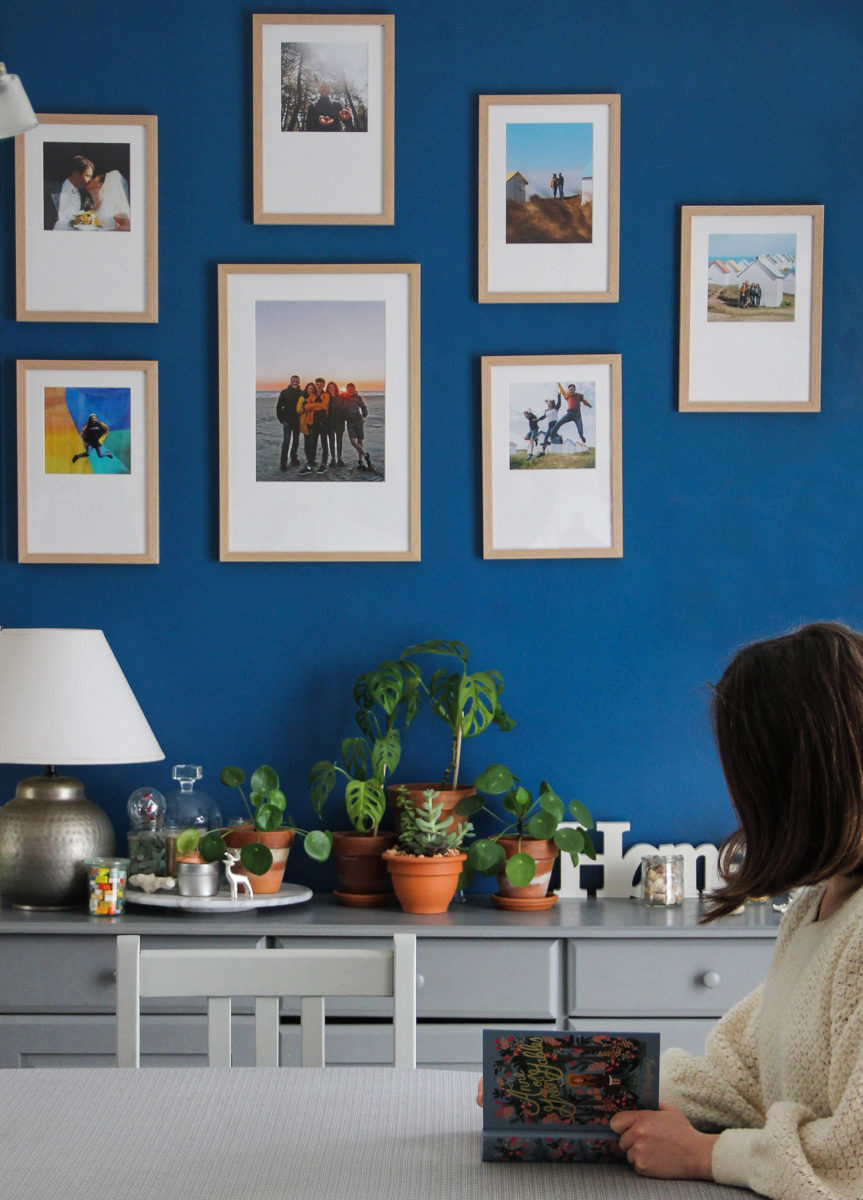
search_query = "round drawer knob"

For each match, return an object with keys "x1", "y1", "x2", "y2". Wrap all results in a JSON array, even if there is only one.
[{"x1": 700, "y1": 970, "x2": 721, "y2": 989}]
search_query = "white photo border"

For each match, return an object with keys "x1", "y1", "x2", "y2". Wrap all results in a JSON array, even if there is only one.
[
  {"x1": 218, "y1": 263, "x2": 420, "y2": 561},
  {"x1": 482, "y1": 354, "x2": 622, "y2": 558},
  {"x1": 679, "y1": 204, "x2": 823, "y2": 412},
  {"x1": 253, "y1": 14, "x2": 394, "y2": 225},
  {"x1": 15, "y1": 114, "x2": 158, "y2": 323},
  {"x1": 479, "y1": 94, "x2": 620, "y2": 303},
  {"x1": 17, "y1": 360, "x2": 159, "y2": 564}
]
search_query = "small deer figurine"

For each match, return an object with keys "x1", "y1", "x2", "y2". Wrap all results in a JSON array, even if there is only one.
[{"x1": 222, "y1": 848, "x2": 253, "y2": 901}]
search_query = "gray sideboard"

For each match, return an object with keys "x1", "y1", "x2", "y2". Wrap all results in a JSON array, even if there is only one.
[{"x1": 0, "y1": 895, "x2": 780, "y2": 1070}]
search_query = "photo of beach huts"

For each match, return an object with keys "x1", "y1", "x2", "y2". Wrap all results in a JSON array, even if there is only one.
[
  {"x1": 505, "y1": 122, "x2": 593, "y2": 244},
  {"x1": 508, "y1": 380, "x2": 596, "y2": 470},
  {"x1": 706, "y1": 232, "x2": 797, "y2": 322}
]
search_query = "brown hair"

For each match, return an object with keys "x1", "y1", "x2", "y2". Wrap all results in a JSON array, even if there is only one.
[{"x1": 703, "y1": 621, "x2": 863, "y2": 921}]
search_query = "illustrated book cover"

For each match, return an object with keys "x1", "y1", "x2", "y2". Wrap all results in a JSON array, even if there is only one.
[{"x1": 481, "y1": 1028, "x2": 660, "y2": 1163}]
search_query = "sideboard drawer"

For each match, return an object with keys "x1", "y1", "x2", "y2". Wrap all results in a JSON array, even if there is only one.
[
  {"x1": 569, "y1": 938, "x2": 773, "y2": 1018},
  {"x1": 0, "y1": 935, "x2": 265, "y2": 1014},
  {"x1": 271, "y1": 936, "x2": 563, "y2": 1019}
]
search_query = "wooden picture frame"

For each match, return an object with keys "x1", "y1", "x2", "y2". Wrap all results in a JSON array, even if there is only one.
[
  {"x1": 219, "y1": 263, "x2": 420, "y2": 561},
  {"x1": 15, "y1": 114, "x2": 158, "y2": 322},
  {"x1": 479, "y1": 94, "x2": 620, "y2": 303},
  {"x1": 253, "y1": 14, "x2": 394, "y2": 224},
  {"x1": 482, "y1": 354, "x2": 622, "y2": 558},
  {"x1": 679, "y1": 204, "x2": 824, "y2": 411},
  {"x1": 17, "y1": 360, "x2": 159, "y2": 564}
]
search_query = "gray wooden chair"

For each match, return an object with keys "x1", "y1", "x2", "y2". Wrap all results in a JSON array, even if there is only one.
[{"x1": 115, "y1": 933, "x2": 417, "y2": 1068}]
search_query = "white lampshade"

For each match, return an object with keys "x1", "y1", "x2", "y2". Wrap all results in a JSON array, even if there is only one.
[
  {"x1": 0, "y1": 64, "x2": 38, "y2": 139},
  {"x1": 0, "y1": 628, "x2": 164, "y2": 766}
]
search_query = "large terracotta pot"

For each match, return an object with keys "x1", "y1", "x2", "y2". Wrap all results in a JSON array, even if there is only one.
[
  {"x1": 382, "y1": 850, "x2": 467, "y2": 914},
  {"x1": 331, "y1": 830, "x2": 397, "y2": 906},
  {"x1": 224, "y1": 825, "x2": 294, "y2": 894},
  {"x1": 496, "y1": 836, "x2": 559, "y2": 900},
  {"x1": 386, "y1": 784, "x2": 474, "y2": 833}
]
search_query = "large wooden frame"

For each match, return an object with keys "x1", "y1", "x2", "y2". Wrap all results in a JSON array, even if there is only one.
[
  {"x1": 17, "y1": 360, "x2": 159, "y2": 564},
  {"x1": 15, "y1": 114, "x2": 158, "y2": 322},
  {"x1": 479, "y1": 94, "x2": 620, "y2": 303},
  {"x1": 219, "y1": 263, "x2": 420, "y2": 561},
  {"x1": 482, "y1": 354, "x2": 622, "y2": 558},
  {"x1": 679, "y1": 204, "x2": 824, "y2": 411},
  {"x1": 253, "y1": 14, "x2": 394, "y2": 224}
]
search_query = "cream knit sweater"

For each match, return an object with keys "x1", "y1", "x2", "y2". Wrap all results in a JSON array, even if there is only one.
[{"x1": 660, "y1": 884, "x2": 863, "y2": 1199}]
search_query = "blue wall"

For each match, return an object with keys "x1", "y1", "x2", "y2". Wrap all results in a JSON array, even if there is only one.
[{"x1": 2, "y1": 1, "x2": 862, "y2": 890}]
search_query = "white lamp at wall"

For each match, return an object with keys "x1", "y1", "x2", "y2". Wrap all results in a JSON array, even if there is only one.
[
  {"x1": 0, "y1": 63, "x2": 37, "y2": 138},
  {"x1": 0, "y1": 628, "x2": 164, "y2": 909}
]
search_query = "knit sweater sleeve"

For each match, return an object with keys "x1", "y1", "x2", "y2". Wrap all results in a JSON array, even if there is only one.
[
  {"x1": 660, "y1": 983, "x2": 766, "y2": 1131},
  {"x1": 711, "y1": 975, "x2": 863, "y2": 1198}
]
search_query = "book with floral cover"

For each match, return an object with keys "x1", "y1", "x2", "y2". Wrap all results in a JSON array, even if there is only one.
[{"x1": 482, "y1": 1028, "x2": 660, "y2": 1162}]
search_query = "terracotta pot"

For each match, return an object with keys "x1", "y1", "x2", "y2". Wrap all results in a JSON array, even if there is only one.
[
  {"x1": 331, "y1": 830, "x2": 397, "y2": 905},
  {"x1": 496, "y1": 836, "x2": 559, "y2": 900},
  {"x1": 386, "y1": 784, "x2": 475, "y2": 833},
  {"x1": 383, "y1": 850, "x2": 466, "y2": 914},
  {"x1": 224, "y1": 825, "x2": 294, "y2": 894}
]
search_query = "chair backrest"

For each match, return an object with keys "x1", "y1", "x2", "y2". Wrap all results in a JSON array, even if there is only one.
[{"x1": 115, "y1": 934, "x2": 416, "y2": 1069}]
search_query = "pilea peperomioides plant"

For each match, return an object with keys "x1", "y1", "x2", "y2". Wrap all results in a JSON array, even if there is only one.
[{"x1": 456, "y1": 763, "x2": 596, "y2": 887}]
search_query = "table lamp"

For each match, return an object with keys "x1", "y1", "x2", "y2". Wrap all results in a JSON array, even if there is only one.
[
  {"x1": 0, "y1": 628, "x2": 164, "y2": 909},
  {"x1": 0, "y1": 63, "x2": 38, "y2": 138}
]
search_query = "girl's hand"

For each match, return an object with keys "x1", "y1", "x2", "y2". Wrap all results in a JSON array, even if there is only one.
[
  {"x1": 609, "y1": 1103, "x2": 719, "y2": 1179},
  {"x1": 476, "y1": 1077, "x2": 483, "y2": 1107}
]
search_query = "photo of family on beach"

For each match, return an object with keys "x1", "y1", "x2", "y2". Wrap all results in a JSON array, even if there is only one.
[
  {"x1": 505, "y1": 121, "x2": 593, "y2": 245},
  {"x1": 280, "y1": 40, "x2": 369, "y2": 132},
  {"x1": 706, "y1": 232, "x2": 797, "y2": 322},
  {"x1": 43, "y1": 385, "x2": 132, "y2": 476},
  {"x1": 42, "y1": 141, "x2": 131, "y2": 232},
  {"x1": 255, "y1": 298, "x2": 385, "y2": 482},
  {"x1": 508, "y1": 380, "x2": 597, "y2": 470}
]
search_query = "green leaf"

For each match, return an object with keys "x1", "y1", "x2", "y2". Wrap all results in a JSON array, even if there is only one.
[
  {"x1": 503, "y1": 785, "x2": 532, "y2": 817},
  {"x1": 175, "y1": 829, "x2": 200, "y2": 856},
  {"x1": 369, "y1": 661, "x2": 406, "y2": 717},
  {"x1": 240, "y1": 841, "x2": 273, "y2": 875},
  {"x1": 567, "y1": 797, "x2": 595, "y2": 829},
  {"x1": 309, "y1": 761, "x2": 336, "y2": 817},
  {"x1": 554, "y1": 826, "x2": 584, "y2": 856},
  {"x1": 468, "y1": 838, "x2": 506, "y2": 874},
  {"x1": 345, "y1": 779, "x2": 386, "y2": 834},
  {"x1": 538, "y1": 784, "x2": 564, "y2": 822},
  {"x1": 457, "y1": 672, "x2": 500, "y2": 740},
  {"x1": 454, "y1": 794, "x2": 484, "y2": 817},
  {"x1": 474, "y1": 763, "x2": 516, "y2": 795},
  {"x1": 527, "y1": 811, "x2": 557, "y2": 840},
  {"x1": 219, "y1": 766, "x2": 245, "y2": 788},
  {"x1": 250, "y1": 765, "x2": 278, "y2": 793},
  {"x1": 458, "y1": 863, "x2": 474, "y2": 891},
  {"x1": 354, "y1": 708, "x2": 374, "y2": 739},
  {"x1": 267, "y1": 788, "x2": 287, "y2": 814},
  {"x1": 255, "y1": 803, "x2": 283, "y2": 832},
  {"x1": 505, "y1": 852, "x2": 538, "y2": 887},
  {"x1": 494, "y1": 708, "x2": 516, "y2": 732},
  {"x1": 579, "y1": 831, "x2": 597, "y2": 860},
  {"x1": 401, "y1": 639, "x2": 467, "y2": 663},
  {"x1": 428, "y1": 668, "x2": 461, "y2": 726},
  {"x1": 199, "y1": 831, "x2": 227, "y2": 862},
  {"x1": 303, "y1": 829, "x2": 333, "y2": 862},
  {"x1": 341, "y1": 737, "x2": 370, "y2": 780},
  {"x1": 353, "y1": 671, "x2": 375, "y2": 710},
  {"x1": 371, "y1": 729, "x2": 401, "y2": 779}
]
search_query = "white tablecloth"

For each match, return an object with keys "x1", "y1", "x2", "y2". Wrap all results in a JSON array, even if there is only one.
[{"x1": 0, "y1": 1066, "x2": 759, "y2": 1199}]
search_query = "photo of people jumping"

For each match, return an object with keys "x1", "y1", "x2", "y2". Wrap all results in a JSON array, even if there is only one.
[
  {"x1": 508, "y1": 380, "x2": 596, "y2": 470},
  {"x1": 255, "y1": 299, "x2": 385, "y2": 482},
  {"x1": 43, "y1": 385, "x2": 132, "y2": 475}
]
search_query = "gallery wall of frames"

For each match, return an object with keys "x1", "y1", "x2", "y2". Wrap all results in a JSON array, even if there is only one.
[{"x1": 1, "y1": 0, "x2": 860, "y2": 889}]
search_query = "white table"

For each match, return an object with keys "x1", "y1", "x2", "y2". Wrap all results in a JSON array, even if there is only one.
[{"x1": 0, "y1": 1067, "x2": 759, "y2": 1199}]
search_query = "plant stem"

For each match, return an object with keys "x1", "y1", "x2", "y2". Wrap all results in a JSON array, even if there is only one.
[{"x1": 451, "y1": 724, "x2": 463, "y2": 790}]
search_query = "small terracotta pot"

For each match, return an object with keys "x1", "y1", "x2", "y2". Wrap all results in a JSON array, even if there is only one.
[
  {"x1": 496, "y1": 836, "x2": 559, "y2": 900},
  {"x1": 331, "y1": 830, "x2": 397, "y2": 903},
  {"x1": 386, "y1": 784, "x2": 475, "y2": 833},
  {"x1": 224, "y1": 825, "x2": 294, "y2": 894},
  {"x1": 383, "y1": 850, "x2": 467, "y2": 914}
]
